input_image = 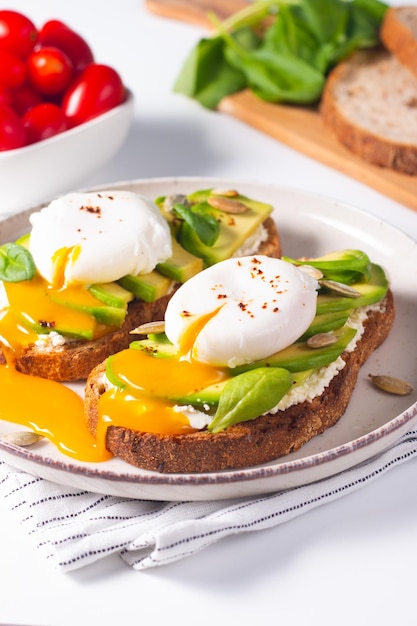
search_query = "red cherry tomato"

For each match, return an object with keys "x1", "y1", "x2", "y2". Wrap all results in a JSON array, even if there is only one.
[
  {"x1": 39, "y1": 20, "x2": 94, "y2": 74},
  {"x1": 0, "y1": 105, "x2": 26, "y2": 150},
  {"x1": 0, "y1": 85, "x2": 11, "y2": 108},
  {"x1": 22, "y1": 102, "x2": 68, "y2": 144},
  {"x1": 0, "y1": 49, "x2": 26, "y2": 89},
  {"x1": 0, "y1": 10, "x2": 38, "y2": 58},
  {"x1": 62, "y1": 64, "x2": 125, "y2": 127},
  {"x1": 27, "y1": 46, "x2": 73, "y2": 96},
  {"x1": 11, "y1": 85, "x2": 43, "y2": 116}
]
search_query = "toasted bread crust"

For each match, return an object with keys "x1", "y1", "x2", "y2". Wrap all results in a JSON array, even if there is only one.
[
  {"x1": 320, "y1": 49, "x2": 417, "y2": 174},
  {"x1": 381, "y1": 6, "x2": 417, "y2": 78},
  {"x1": 0, "y1": 217, "x2": 280, "y2": 382},
  {"x1": 84, "y1": 290, "x2": 395, "y2": 473}
]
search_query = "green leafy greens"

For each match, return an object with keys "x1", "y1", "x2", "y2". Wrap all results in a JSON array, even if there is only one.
[
  {"x1": 0, "y1": 243, "x2": 36, "y2": 282},
  {"x1": 174, "y1": 0, "x2": 388, "y2": 108}
]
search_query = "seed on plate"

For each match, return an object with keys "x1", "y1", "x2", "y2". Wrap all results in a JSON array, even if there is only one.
[
  {"x1": 1, "y1": 431, "x2": 44, "y2": 447},
  {"x1": 319, "y1": 279, "x2": 361, "y2": 298},
  {"x1": 130, "y1": 320, "x2": 166, "y2": 335},
  {"x1": 307, "y1": 333, "x2": 338, "y2": 348},
  {"x1": 368, "y1": 374, "x2": 414, "y2": 395},
  {"x1": 207, "y1": 196, "x2": 250, "y2": 214},
  {"x1": 210, "y1": 188, "x2": 239, "y2": 197}
]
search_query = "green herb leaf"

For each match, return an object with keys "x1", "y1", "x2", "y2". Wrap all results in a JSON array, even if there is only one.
[
  {"x1": 0, "y1": 243, "x2": 36, "y2": 282},
  {"x1": 172, "y1": 202, "x2": 220, "y2": 247},
  {"x1": 208, "y1": 367, "x2": 293, "y2": 433},
  {"x1": 173, "y1": 0, "x2": 388, "y2": 109}
]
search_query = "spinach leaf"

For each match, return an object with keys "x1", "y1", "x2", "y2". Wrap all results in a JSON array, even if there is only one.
[
  {"x1": 173, "y1": 0, "x2": 388, "y2": 109},
  {"x1": 0, "y1": 243, "x2": 36, "y2": 282},
  {"x1": 173, "y1": 36, "x2": 246, "y2": 109},
  {"x1": 208, "y1": 367, "x2": 293, "y2": 433},
  {"x1": 172, "y1": 202, "x2": 220, "y2": 247}
]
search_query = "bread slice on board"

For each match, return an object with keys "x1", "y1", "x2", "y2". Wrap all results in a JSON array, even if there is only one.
[
  {"x1": 381, "y1": 6, "x2": 417, "y2": 78},
  {"x1": 320, "y1": 49, "x2": 417, "y2": 174},
  {"x1": 84, "y1": 290, "x2": 395, "y2": 473}
]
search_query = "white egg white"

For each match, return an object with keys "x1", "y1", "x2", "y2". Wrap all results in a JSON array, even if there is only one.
[
  {"x1": 29, "y1": 190, "x2": 172, "y2": 285},
  {"x1": 164, "y1": 255, "x2": 319, "y2": 368}
]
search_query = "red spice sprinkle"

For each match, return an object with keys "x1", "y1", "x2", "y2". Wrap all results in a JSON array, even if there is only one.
[
  {"x1": 217, "y1": 294, "x2": 228, "y2": 299},
  {"x1": 80, "y1": 205, "x2": 101, "y2": 216},
  {"x1": 181, "y1": 310, "x2": 192, "y2": 317}
]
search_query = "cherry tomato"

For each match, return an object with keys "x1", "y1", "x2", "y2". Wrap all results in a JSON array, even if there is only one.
[
  {"x1": 0, "y1": 10, "x2": 38, "y2": 58},
  {"x1": 0, "y1": 85, "x2": 11, "y2": 108},
  {"x1": 0, "y1": 49, "x2": 26, "y2": 89},
  {"x1": 62, "y1": 63, "x2": 125, "y2": 127},
  {"x1": 22, "y1": 102, "x2": 68, "y2": 144},
  {"x1": 27, "y1": 46, "x2": 73, "y2": 96},
  {"x1": 11, "y1": 85, "x2": 43, "y2": 116},
  {"x1": 39, "y1": 20, "x2": 94, "y2": 74},
  {"x1": 0, "y1": 105, "x2": 26, "y2": 150}
]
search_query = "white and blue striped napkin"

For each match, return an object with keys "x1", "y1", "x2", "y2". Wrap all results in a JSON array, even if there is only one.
[{"x1": 1, "y1": 427, "x2": 417, "y2": 572}]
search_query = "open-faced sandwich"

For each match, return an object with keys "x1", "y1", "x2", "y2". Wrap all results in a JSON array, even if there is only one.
[
  {"x1": 84, "y1": 248, "x2": 395, "y2": 473},
  {"x1": 0, "y1": 187, "x2": 279, "y2": 381}
]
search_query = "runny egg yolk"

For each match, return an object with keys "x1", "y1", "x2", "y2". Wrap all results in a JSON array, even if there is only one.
[
  {"x1": 0, "y1": 267, "x2": 120, "y2": 463},
  {"x1": 0, "y1": 365, "x2": 112, "y2": 462},
  {"x1": 0, "y1": 273, "x2": 117, "y2": 355},
  {"x1": 98, "y1": 308, "x2": 228, "y2": 437},
  {"x1": 51, "y1": 245, "x2": 81, "y2": 289}
]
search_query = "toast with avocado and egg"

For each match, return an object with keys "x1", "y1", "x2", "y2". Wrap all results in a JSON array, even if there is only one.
[
  {"x1": 0, "y1": 188, "x2": 280, "y2": 382},
  {"x1": 84, "y1": 250, "x2": 395, "y2": 473}
]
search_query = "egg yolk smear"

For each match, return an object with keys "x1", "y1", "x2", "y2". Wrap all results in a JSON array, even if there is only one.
[
  {"x1": 97, "y1": 308, "x2": 228, "y2": 438},
  {"x1": 0, "y1": 265, "x2": 120, "y2": 463},
  {"x1": 0, "y1": 272, "x2": 117, "y2": 355}
]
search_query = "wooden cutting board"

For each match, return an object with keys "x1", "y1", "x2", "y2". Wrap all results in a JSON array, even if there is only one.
[{"x1": 146, "y1": 0, "x2": 417, "y2": 213}]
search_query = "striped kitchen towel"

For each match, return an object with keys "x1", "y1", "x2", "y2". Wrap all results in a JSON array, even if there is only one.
[{"x1": 1, "y1": 426, "x2": 417, "y2": 572}]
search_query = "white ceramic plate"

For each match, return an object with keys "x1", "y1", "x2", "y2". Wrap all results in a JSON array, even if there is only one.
[{"x1": 0, "y1": 177, "x2": 416, "y2": 501}]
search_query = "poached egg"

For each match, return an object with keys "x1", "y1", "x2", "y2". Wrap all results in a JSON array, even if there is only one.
[
  {"x1": 29, "y1": 190, "x2": 172, "y2": 287},
  {"x1": 164, "y1": 255, "x2": 319, "y2": 368}
]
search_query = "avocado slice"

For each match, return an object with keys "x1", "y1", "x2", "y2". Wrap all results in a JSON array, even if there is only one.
[
  {"x1": 88, "y1": 282, "x2": 134, "y2": 308},
  {"x1": 118, "y1": 270, "x2": 172, "y2": 303},
  {"x1": 156, "y1": 189, "x2": 273, "y2": 267},
  {"x1": 232, "y1": 325, "x2": 357, "y2": 374},
  {"x1": 316, "y1": 263, "x2": 388, "y2": 315},
  {"x1": 156, "y1": 238, "x2": 203, "y2": 283},
  {"x1": 300, "y1": 310, "x2": 350, "y2": 340},
  {"x1": 48, "y1": 295, "x2": 127, "y2": 326}
]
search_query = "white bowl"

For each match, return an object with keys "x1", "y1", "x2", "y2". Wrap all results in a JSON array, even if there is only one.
[{"x1": 0, "y1": 90, "x2": 134, "y2": 216}]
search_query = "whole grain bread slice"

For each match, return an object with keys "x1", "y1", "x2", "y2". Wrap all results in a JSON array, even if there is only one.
[
  {"x1": 381, "y1": 6, "x2": 417, "y2": 78},
  {"x1": 0, "y1": 217, "x2": 280, "y2": 382},
  {"x1": 84, "y1": 289, "x2": 395, "y2": 474},
  {"x1": 320, "y1": 48, "x2": 417, "y2": 174}
]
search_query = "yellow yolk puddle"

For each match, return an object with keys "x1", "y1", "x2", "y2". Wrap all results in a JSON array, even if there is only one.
[
  {"x1": 0, "y1": 364, "x2": 112, "y2": 462},
  {"x1": 1, "y1": 274, "x2": 117, "y2": 353},
  {"x1": 99, "y1": 348, "x2": 228, "y2": 437}
]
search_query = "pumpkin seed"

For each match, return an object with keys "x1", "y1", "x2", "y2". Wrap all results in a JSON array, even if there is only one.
[
  {"x1": 163, "y1": 194, "x2": 189, "y2": 212},
  {"x1": 211, "y1": 188, "x2": 239, "y2": 197},
  {"x1": 1, "y1": 431, "x2": 44, "y2": 447},
  {"x1": 319, "y1": 279, "x2": 361, "y2": 298},
  {"x1": 299, "y1": 265, "x2": 324, "y2": 280},
  {"x1": 368, "y1": 374, "x2": 414, "y2": 395},
  {"x1": 207, "y1": 196, "x2": 250, "y2": 214},
  {"x1": 130, "y1": 320, "x2": 166, "y2": 335},
  {"x1": 307, "y1": 333, "x2": 338, "y2": 348}
]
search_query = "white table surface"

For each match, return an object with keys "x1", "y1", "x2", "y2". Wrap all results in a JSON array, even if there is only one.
[{"x1": 1, "y1": 1, "x2": 417, "y2": 625}]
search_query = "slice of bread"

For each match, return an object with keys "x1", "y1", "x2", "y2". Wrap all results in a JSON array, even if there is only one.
[
  {"x1": 320, "y1": 48, "x2": 417, "y2": 174},
  {"x1": 0, "y1": 216, "x2": 280, "y2": 382},
  {"x1": 84, "y1": 289, "x2": 395, "y2": 473},
  {"x1": 381, "y1": 6, "x2": 417, "y2": 78}
]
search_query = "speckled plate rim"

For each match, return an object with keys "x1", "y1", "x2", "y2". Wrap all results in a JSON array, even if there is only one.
[{"x1": 0, "y1": 176, "x2": 416, "y2": 501}]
